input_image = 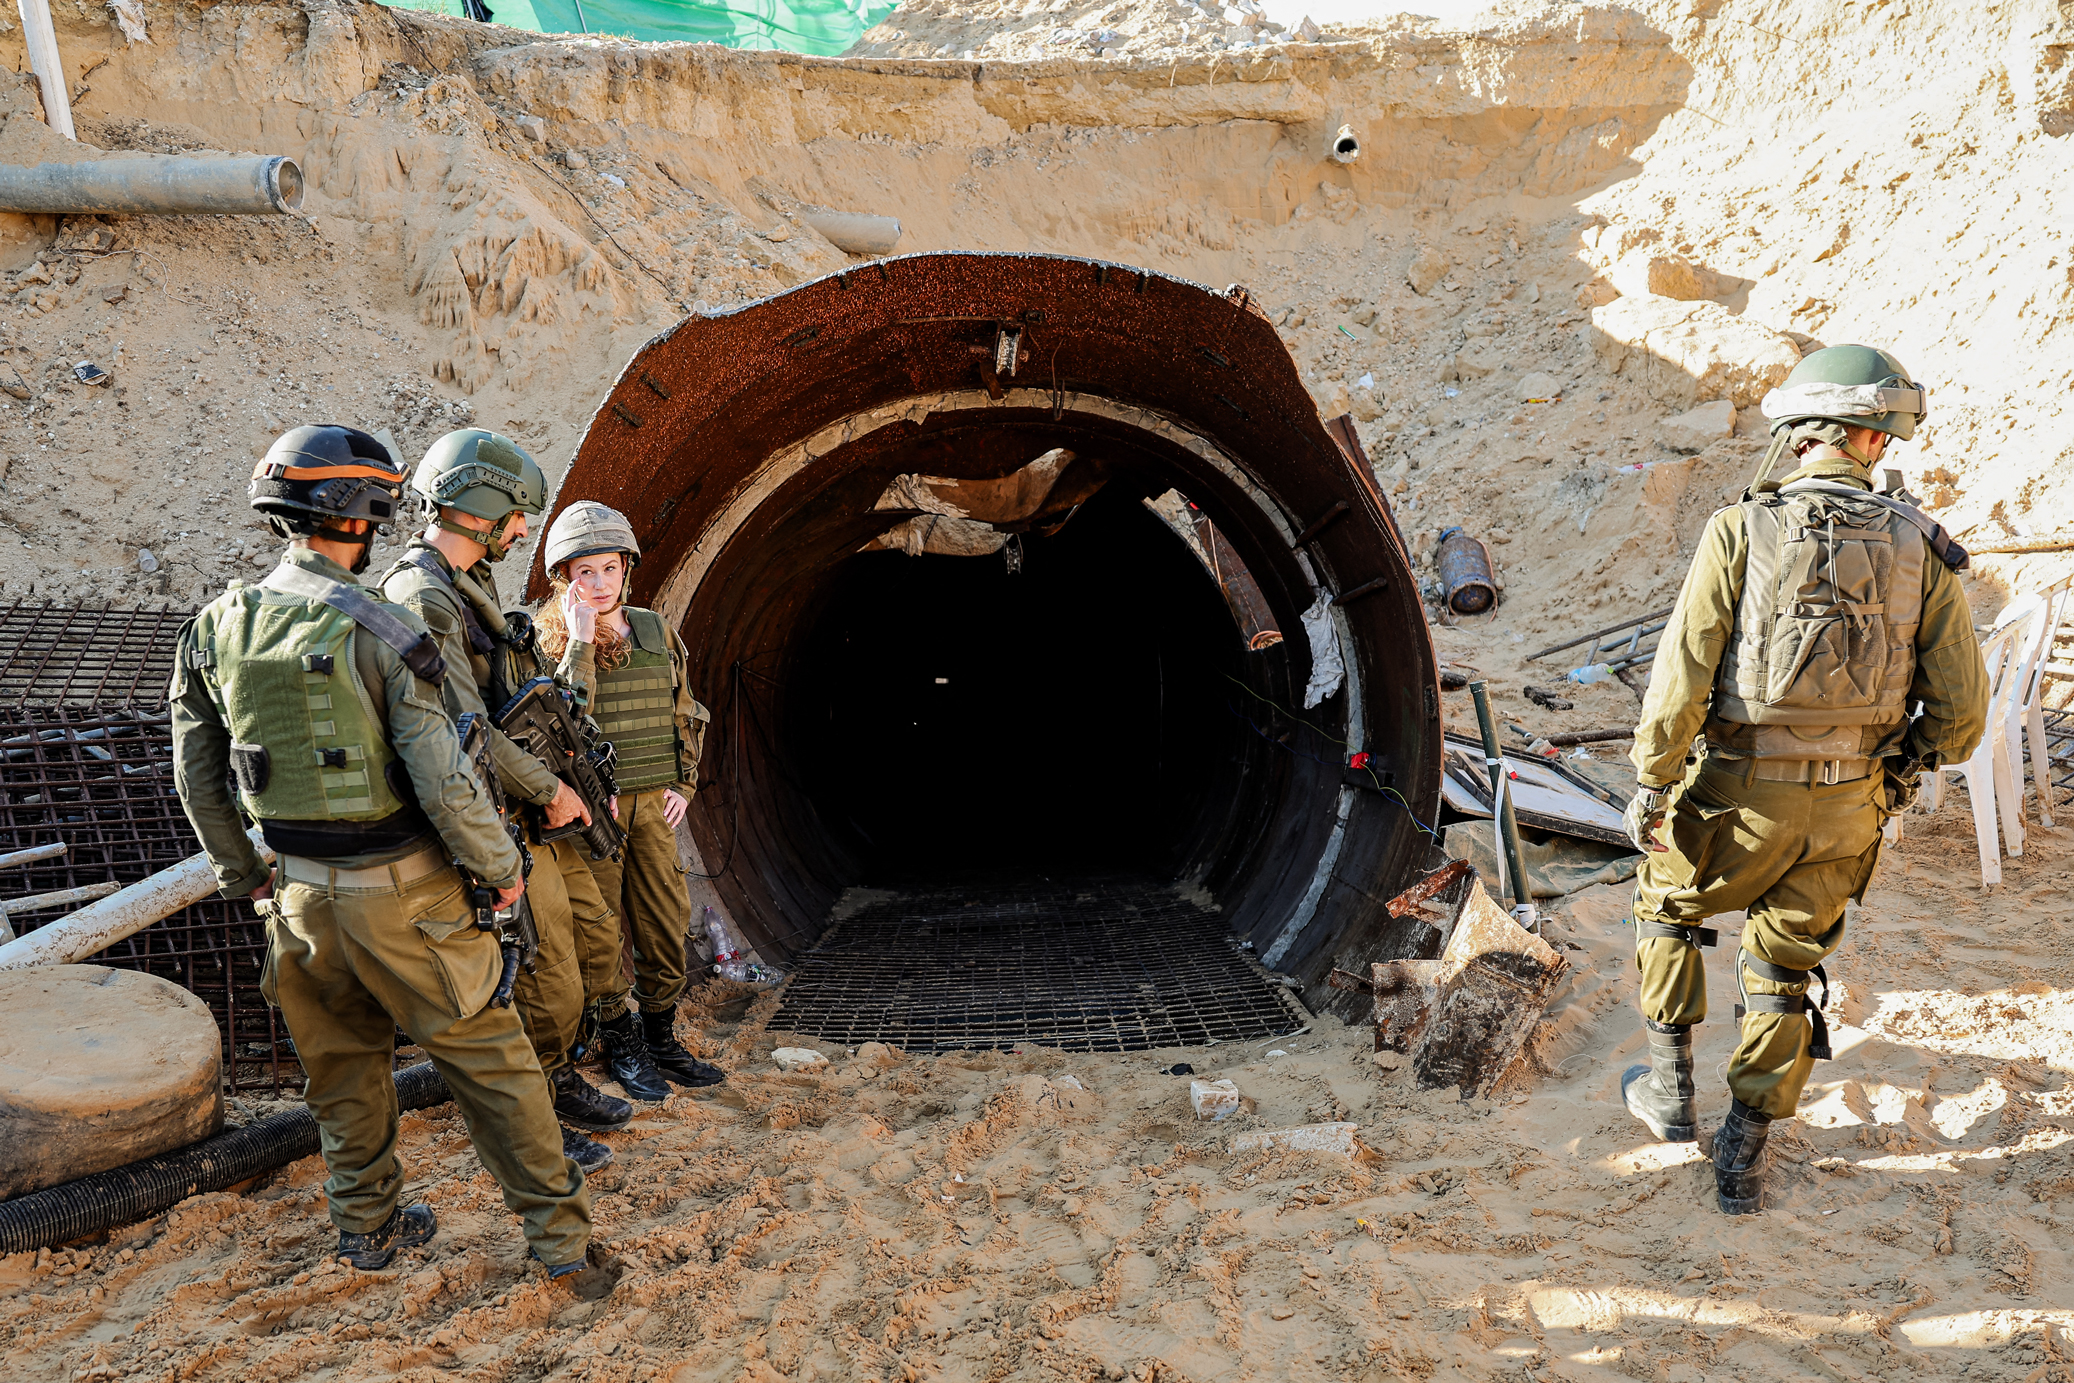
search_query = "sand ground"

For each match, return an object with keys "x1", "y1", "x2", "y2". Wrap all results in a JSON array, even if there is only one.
[{"x1": 0, "y1": 0, "x2": 2071, "y2": 1377}]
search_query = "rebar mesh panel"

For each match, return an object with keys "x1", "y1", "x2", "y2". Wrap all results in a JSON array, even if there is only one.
[
  {"x1": 0, "y1": 602, "x2": 192, "y2": 710},
  {"x1": 769, "y1": 876, "x2": 1308, "y2": 1052},
  {"x1": 0, "y1": 701, "x2": 298, "y2": 1094}
]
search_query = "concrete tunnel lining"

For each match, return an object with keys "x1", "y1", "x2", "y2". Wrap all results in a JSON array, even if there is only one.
[{"x1": 539, "y1": 252, "x2": 1445, "y2": 1018}]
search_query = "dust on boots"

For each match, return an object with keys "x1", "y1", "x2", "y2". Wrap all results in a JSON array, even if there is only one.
[
  {"x1": 1621, "y1": 1019, "x2": 1697, "y2": 1143},
  {"x1": 337, "y1": 1203, "x2": 437, "y2": 1271},
  {"x1": 642, "y1": 1008, "x2": 726, "y2": 1088},
  {"x1": 598, "y1": 1010, "x2": 673, "y2": 1102},
  {"x1": 1712, "y1": 1098, "x2": 1773, "y2": 1215}
]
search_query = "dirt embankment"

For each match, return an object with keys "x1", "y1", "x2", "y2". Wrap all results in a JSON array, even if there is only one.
[{"x1": 0, "y1": 1, "x2": 2071, "y2": 1379}]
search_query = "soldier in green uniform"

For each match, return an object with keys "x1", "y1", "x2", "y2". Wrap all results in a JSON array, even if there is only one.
[
  {"x1": 377, "y1": 431, "x2": 662, "y2": 1159},
  {"x1": 535, "y1": 501, "x2": 726, "y2": 1092},
  {"x1": 171, "y1": 426, "x2": 612, "y2": 1295},
  {"x1": 1619, "y1": 347, "x2": 1988, "y2": 1213}
]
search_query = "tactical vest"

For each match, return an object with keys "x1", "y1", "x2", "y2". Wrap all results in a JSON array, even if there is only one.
[
  {"x1": 1707, "y1": 486, "x2": 1925, "y2": 757},
  {"x1": 591, "y1": 607, "x2": 681, "y2": 793},
  {"x1": 191, "y1": 581, "x2": 419, "y2": 830}
]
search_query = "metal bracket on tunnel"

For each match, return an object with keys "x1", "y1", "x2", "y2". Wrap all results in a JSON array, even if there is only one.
[
  {"x1": 1332, "y1": 576, "x2": 1389, "y2": 606},
  {"x1": 1292, "y1": 500, "x2": 1350, "y2": 547}
]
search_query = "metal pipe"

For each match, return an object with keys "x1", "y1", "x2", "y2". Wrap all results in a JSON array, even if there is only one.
[
  {"x1": 1525, "y1": 607, "x2": 1675, "y2": 662},
  {"x1": 800, "y1": 209, "x2": 901, "y2": 257},
  {"x1": 0, "y1": 841, "x2": 66, "y2": 870},
  {"x1": 0, "y1": 156, "x2": 304, "y2": 217},
  {"x1": 1469, "y1": 681, "x2": 1532, "y2": 912},
  {"x1": 0, "y1": 827, "x2": 273, "y2": 970}
]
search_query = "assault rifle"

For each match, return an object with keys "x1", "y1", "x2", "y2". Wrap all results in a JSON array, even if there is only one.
[
  {"x1": 455, "y1": 710, "x2": 538, "y2": 1010},
  {"x1": 496, "y1": 675, "x2": 627, "y2": 863}
]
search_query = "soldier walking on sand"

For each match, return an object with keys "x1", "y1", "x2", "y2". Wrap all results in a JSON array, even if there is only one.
[
  {"x1": 1617, "y1": 347, "x2": 1988, "y2": 1214},
  {"x1": 170, "y1": 425, "x2": 613, "y2": 1295},
  {"x1": 378, "y1": 430, "x2": 654, "y2": 1167}
]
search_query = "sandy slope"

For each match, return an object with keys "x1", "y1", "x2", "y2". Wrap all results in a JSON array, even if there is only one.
[{"x1": 0, "y1": 0, "x2": 2070, "y2": 1376}]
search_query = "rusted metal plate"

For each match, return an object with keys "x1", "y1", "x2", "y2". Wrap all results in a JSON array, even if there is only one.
[{"x1": 546, "y1": 254, "x2": 1442, "y2": 972}]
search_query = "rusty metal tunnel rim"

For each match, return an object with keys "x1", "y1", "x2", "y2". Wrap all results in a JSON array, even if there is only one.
[{"x1": 541, "y1": 251, "x2": 1444, "y2": 1002}]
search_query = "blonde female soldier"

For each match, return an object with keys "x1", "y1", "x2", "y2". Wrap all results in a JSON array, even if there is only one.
[{"x1": 536, "y1": 502, "x2": 725, "y2": 1093}]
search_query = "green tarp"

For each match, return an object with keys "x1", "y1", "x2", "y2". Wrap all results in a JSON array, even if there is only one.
[{"x1": 385, "y1": 0, "x2": 898, "y2": 56}]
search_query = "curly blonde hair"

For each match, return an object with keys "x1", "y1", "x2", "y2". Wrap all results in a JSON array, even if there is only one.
[{"x1": 534, "y1": 572, "x2": 632, "y2": 672}]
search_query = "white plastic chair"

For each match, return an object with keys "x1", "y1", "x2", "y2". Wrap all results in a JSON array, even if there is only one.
[
  {"x1": 1919, "y1": 612, "x2": 2030, "y2": 887},
  {"x1": 2009, "y1": 576, "x2": 2074, "y2": 827}
]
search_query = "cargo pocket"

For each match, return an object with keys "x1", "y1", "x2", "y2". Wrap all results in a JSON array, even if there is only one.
[
  {"x1": 255, "y1": 902, "x2": 282, "y2": 1007},
  {"x1": 413, "y1": 885, "x2": 500, "y2": 1019},
  {"x1": 1667, "y1": 769, "x2": 1742, "y2": 888}
]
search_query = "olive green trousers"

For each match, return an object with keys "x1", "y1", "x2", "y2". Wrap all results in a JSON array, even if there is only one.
[
  {"x1": 1631, "y1": 757, "x2": 1883, "y2": 1119},
  {"x1": 510, "y1": 840, "x2": 580, "y2": 1080},
  {"x1": 262, "y1": 860, "x2": 592, "y2": 1265},
  {"x1": 584, "y1": 788, "x2": 692, "y2": 1017}
]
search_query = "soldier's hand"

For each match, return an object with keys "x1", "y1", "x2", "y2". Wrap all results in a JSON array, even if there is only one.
[
  {"x1": 544, "y1": 779, "x2": 592, "y2": 829},
  {"x1": 1623, "y1": 785, "x2": 1673, "y2": 853},
  {"x1": 662, "y1": 788, "x2": 688, "y2": 829},
  {"x1": 561, "y1": 587, "x2": 597, "y2": 646},
  {"x1": 250, "y1": 876, "x2": 274, "y2": 903},
  {"x1": 494, "y1": 879, "x2": 527, "y2": 911}
]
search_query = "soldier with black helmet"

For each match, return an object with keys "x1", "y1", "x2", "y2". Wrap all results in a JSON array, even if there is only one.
[
  {"x1": 171, "y1": 425, "x2": 612, "y2": 1295},
  {"x1": 1619, "y1": 347, "x2": 1988, "y2": 1214},
  {"x1": 378, "y1": 430, "x2": 662, "y2": 1168}
]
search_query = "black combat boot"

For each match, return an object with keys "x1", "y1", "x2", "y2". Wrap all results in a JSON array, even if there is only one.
[
  {"x1": 641, "y1": 1008, "x2": 727, "y2": 1088},
  {"x1": 1713, "y1": 1098, "x2": 1773, "y2": 1215},
  {"x1": 553, "y1": 1064, "x2": 633, "y2": 1132},
  {"x1": 560, "y1": 1124, "x2": 614, "y2": 1173},
  {"x1": 597, "y1": 1010, "x2": 672, "y2": 1102},
  {"x1": 337, "y1": 1203, "x2": 437, "y2": 1271},
  {"x1": 1621, "y1": 1019, "x2": 1697, "y2": 1142}
]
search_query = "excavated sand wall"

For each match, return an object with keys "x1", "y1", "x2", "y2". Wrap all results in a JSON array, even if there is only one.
[{"x1": 0, "y1": 0, "x2": 2063, "y2": 639}]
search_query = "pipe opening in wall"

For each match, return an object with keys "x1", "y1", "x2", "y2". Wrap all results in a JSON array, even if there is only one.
[{"x1": 542, "y1": 253, "x2": 1444, "y2": 1026}]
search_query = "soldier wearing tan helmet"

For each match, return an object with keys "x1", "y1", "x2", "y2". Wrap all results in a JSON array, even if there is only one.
[
  {"x1": 536, "y1": 500, "x2": 725, "y2": 1092},
  {"x1": 1620, "y1": 346, "x2": 1987, "y2": 1214}
]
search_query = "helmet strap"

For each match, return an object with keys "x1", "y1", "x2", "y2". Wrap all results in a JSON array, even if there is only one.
[{"x1": 433, "y1": 510, "x2": 520, "y2": 562}]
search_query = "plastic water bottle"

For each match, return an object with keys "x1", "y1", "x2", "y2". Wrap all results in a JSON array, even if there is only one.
[
  {"x1": 703, "y1": 905, "x2": 750, "y2": 982},
  {"x1": 1567, "y1": 662, "x2": 1615, "y2": 685}
]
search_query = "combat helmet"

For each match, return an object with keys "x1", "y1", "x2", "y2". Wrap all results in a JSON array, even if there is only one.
[
  {"x1": 249, "y1": 425, "x2": 407, "y2": 557},
  {"x1": 412, "y1": 429, "x2": 548, "y2": 561},
  {"x1": 1751, "y1": 344, "x2": 1929, "y2": 490},
  {"x1": 543, "y1": 501, "x2": 641, "y2": 574}
]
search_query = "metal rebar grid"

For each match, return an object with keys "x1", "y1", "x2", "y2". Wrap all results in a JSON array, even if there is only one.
[
  {"x1": 2047, "y1": 707, "x2": 2073, "y2": 798},
  {"x1": 768, "y1": 876, "x2": 1310, "y2": 1052},
  {"x1": 0, "y1": 602, "x2": 192, "y2": 710},
  {"x1": 0, "y1": 697, "x2": 299, "y2": 1095}
]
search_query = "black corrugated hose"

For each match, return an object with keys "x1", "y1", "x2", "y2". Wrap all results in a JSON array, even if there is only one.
[{"x1": 0, "y1": 1061, "x2": 452, "y2": 1255}]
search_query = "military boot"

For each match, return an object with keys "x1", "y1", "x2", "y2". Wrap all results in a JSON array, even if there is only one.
[
  {"x1": 560, "y1": 1124, "x2": 614, "y2": 1173},
  {"x1": 597, "y1": 1010, "x2": 672, "y2": 1102},
  {"x1": 1620, "y1": 1020, "x2": 1697, "y2": 1142},
  {"x1": 553, "y1": 1064, "x2": 632, "y2": 1132},
  {"x1": 337, "y1": 1203, "x2": 437, "y2": 1271},
  {"x1": 1713, "y1": 1099, "x2": 1773, "y2": 1215},
  {"x1": 641, "y1": 1009, "x2": 727, "y2": 1088}
]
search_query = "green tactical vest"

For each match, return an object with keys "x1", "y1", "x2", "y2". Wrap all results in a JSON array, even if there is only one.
[
  {"x1": 192, "y1": 583, "x2": 413, "y2": 823},
  {"x1": 1708, "y1": 486, "x2": 1926, "y2": 754},
  {"x1": 592, "y1": 607, "x2": 681, "y2": 793}
]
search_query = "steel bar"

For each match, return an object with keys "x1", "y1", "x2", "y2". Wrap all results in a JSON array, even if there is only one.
[
  {"x1": 1525, "y1": 607, "x2": 1676, "y2": 662},
  {"x1": 0, "y1": 156, "x2": 304, "y2": 217},
  {"x1": 1543, "y1": 727, "x2": 1636, "y2": 747}
]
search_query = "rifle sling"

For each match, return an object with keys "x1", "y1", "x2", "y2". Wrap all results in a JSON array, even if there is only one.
[{"x1": 265, "y1": 563, "x2": 447, "y2": 687}]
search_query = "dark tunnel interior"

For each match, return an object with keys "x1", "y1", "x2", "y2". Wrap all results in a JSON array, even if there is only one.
[{"x1": 791, "y1": 485, "x2": 1252, "y2": 879}]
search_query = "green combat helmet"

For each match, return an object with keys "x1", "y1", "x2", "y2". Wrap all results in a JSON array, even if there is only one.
[
  {"x1": 413, "y1": 429, "x2": 548, "y2": 562},
  {"x1": 1751, "y1": 345, "x2": 1929, "y2": 490}
]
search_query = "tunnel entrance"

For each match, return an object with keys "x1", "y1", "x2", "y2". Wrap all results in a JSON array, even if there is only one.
[
  {"x1": 795, "y1": 485, "x2": 1245, "y2": 879},
  {"x1": 541, "y1": 253, "x2": 1447, "y2": 1031}
]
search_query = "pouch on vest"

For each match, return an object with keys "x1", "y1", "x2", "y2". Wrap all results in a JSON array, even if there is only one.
[{"x1": 230, "y1": 743, "x2": 271, "y2": 794}]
